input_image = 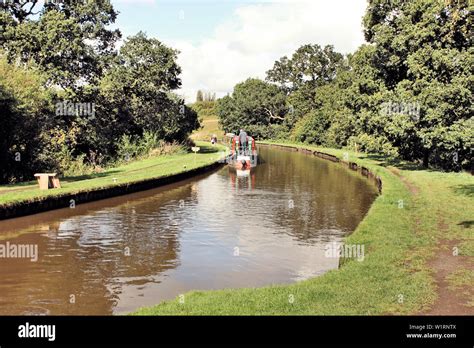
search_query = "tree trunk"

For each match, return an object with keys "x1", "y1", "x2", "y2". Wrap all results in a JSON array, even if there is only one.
[{"x1": 422, "y1": 150, "x2": 430, "y2": 168}]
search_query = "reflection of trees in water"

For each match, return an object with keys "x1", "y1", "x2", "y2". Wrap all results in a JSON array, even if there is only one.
[
  {"x1": 0, "y1": 184, "x2": 195, "y2": 315},
  {"x1": 246, "y1": 147, "x2": 378, "y2": 243}
]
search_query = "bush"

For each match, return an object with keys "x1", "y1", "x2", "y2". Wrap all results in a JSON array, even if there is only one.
[
  {"x1": 149, "y1": 141, "x2": 187, "y2": 157},
  {"x1": 138, "y1": 131, "x2": 160, "y2": 156},
  {"x1": 291, "y1": 110, "x2": 329, "y2": 145},
  {"x1": 348, "y1": 134, "x2": 399, "y2": 158},
  {"x1": 116, "y1": 134, "x2": 138, "y2": 162},
  {"x1": 116, "y1": 132, "x2": 187, "y2": 163}
]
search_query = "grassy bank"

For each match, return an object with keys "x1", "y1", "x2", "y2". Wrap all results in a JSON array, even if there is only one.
[
  {"x1": 190, "y1": 111, "x2": 225, "y2": 142},
  {"x1": 0, "y1": 142, "x2": 225, "y2": 208},
  {"x1": 133, "y1": 141, "x2": 473, "y2": 315}
]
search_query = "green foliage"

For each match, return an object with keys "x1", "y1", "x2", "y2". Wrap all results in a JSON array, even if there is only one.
[
  {"x1": 116, "y1": 131, "x2": 187, "y2": 163},
  {"x1": 285, "y1": 84, "x2": 318, "y2": 127},
  {"x1": 0, "y1": 0, "x2": 120, "y2": 91},
  {"x1": 99, "y1": 32, "x2": 198, "y2": 145},
  {"x1": 348, "y1": 134, "x2": 399, "y2": 158},
  {"x1": 191, "y1": 100, "x2": 217, "y2": 120},
  {"x1": 266, "y1": 44, "x2": 345, "y2": 93},
  {"x1": 37, "y1": 124, "x2": 82, "y2": 175},
  {"x1": 189, "y1": 100, "x2": 225, "y2": 141},
  {"x1": 0, "y1": 55, "x2": 53, "y2": 182},
  {"x1": 291, "y1": 110, "x2": 329, "y2": 144},
  {"x1": 139, "y1": 131, "x2": 161, "y2": 156},
  {"x1": 217, "y1": 44, "x2": 347, "y2": 138},
  {"x1": 116, "y1": 134, "x2": 138, "y2": 161},
  {"x1": 2, "y1": 0, "x2": 472, "y2": 185},
  {"x1": 217, "y1": 78, "x2": 287, "y2": 134},
  {"x1": 245, "y1": 124, "x2": 290, "y2": 140},
  {"x1": 246, "y1": 1, "x2": 472, "y2": 171},
  {"x1": 61, "y1": 153, "x2": 92, "y2": 177},
  {"x1": 359, "y1": 0, "x2": 473, "y2": 169},
  {"x1": 0, "y1": 9, "x2": 199, "y2": 183}
]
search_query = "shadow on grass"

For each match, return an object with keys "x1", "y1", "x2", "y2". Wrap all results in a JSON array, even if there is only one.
[
  {"x1": 457, "y1": 221, "x2": 474, "y2": 228},
  {"x1": 365, "y1": 154, "x2": 388, "y2": 161},
  {"x1": 0, "y1": 180, "x2": 37, "y2": 189},
  {"x1": 452, "y1": 184, "x2": 474, "y2": 197},
  {"x1": 366, "y1": 154, "x2": 473, "y2": 174},
  {"x1": 365, "y1": 154, "x2": 427, "y2": 171},
  {"x1": 63, "y1": 170, "x2": 123, "y2": 183},
  {"x1": 196, "y1": 145, "x2": 221, "y2": 154}
]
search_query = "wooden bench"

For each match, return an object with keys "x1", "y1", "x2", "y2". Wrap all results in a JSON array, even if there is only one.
[{"x1": 34, "y1": 173, "x2": 61, "y2": 190}]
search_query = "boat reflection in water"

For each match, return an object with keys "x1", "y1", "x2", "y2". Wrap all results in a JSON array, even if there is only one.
[{"x1": 229, "y1": 168, "x2": 256, "y2": 190}]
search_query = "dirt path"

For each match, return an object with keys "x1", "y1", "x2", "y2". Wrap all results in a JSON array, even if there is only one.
[
  {"x1": 387, "y1": 166, "x2": 473, "y2": 315},
  {"x1": 425, "y1": 239, "x2": 473, "y2": 315}
]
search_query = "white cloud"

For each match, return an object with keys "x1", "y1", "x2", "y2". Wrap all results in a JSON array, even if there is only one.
[{"x1": 166, "y1": 0, "x2": 367, "y2": 102}]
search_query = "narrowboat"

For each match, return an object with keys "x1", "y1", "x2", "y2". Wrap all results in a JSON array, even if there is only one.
[{"x1": 226, "y1": 134, "x2": 258, "y2": 170}]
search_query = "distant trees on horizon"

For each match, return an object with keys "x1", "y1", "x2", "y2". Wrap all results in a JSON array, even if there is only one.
[{"x1": 196, "y1": 90, "x2": 216, "y2": 102}]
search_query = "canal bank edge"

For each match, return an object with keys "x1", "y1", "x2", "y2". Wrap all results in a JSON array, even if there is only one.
[
  {"x1": 256, "y1": 142, "x2": 383, "y2": 271},
  {"x1": 0, "y1": 160, "x2": 225, "y2": 221},
  {"x1": 134, "y1": 140, "x2": 465, "y2": 315},
  {"x1": 257, "y1": 142, "x2": 383, "y2": 194}
]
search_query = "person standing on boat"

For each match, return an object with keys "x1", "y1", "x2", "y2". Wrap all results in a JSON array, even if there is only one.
[{"x1": 239, "y1": 129, "x2": 248, "y2": 155}]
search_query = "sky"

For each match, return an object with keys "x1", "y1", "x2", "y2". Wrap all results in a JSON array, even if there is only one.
[{"x1": 111, "y1": 0, "x2": 368, "y2": 102}]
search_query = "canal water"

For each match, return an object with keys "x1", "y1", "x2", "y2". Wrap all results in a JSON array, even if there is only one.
[{"x1": 0, "y1": 146, "x2": 378, "y2": 315}]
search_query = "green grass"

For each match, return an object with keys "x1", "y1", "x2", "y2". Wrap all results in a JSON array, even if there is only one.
[
  {"x1": 0, "y1": 142, "x2": 225, "y2": 207},
  {"x1": 191, "y1": 114, "x2": 225, "y2": 142},
  {"x1": 446, "y1": 270, "x2": 474, "y2": 307},
  {"x1": 132, "y1": 140, "x2": 473, "y2": 315}
]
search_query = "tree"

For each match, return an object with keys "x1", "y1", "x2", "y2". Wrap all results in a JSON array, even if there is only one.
[
  {"x1": 0, "y1": 0, "x2": 120, "y2": 91},
  {"x1": 0, "y1": 56, "x2": 53, "y2": 183},
  {"x1": 97, "y1": 32, "x2": 196, "y2": 147},
  {"x1": 196, "y1": 91, "x2": 216, "y2": 102},
  {"x1": 217, "y1": 78, "x2": 287, "y2": 135},
  {"x1": 204, "y1": 92, "x2": 216, "y2": 102},
  {"x1": 0, "y1": 4, "x2": 199, "y2": 182},
  {"x1": 266, "y1": 44, "x2": 345, "y2": 94},
  {"x1": 362, "y1": 0, "x2": 473, "y2": 169},
  {"x1": 196, "y1": 90, "x2": 204, "y2": 102},
  {"x1": 266, "y1": 44, "x2": 346, "y2": 130}
]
